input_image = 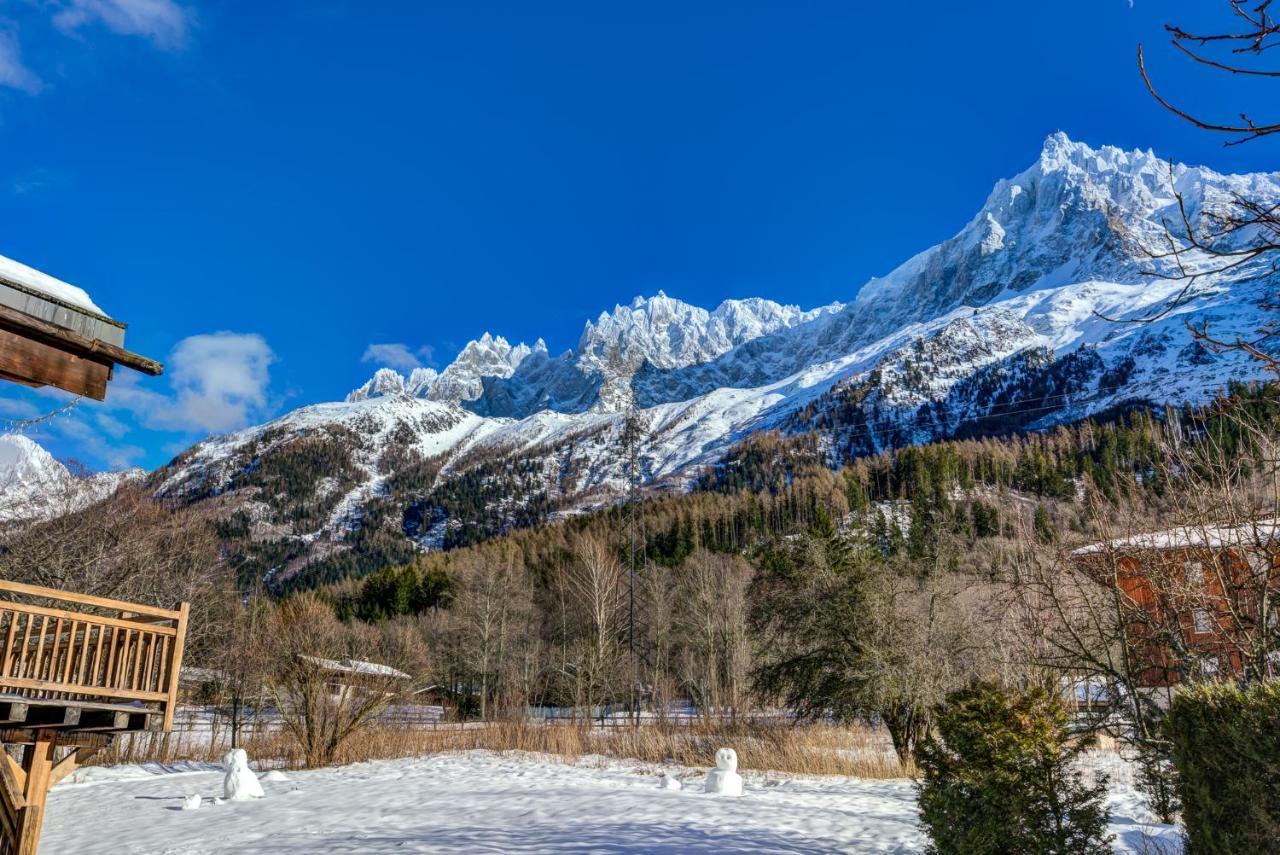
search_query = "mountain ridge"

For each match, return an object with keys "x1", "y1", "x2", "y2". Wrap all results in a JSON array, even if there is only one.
[{"x1": 60, "y1": 132, "x2": 1280, "y2": 586}]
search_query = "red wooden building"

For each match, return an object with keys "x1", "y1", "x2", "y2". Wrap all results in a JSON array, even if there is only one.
[{"x1": 1074, "y1": 519, "x2": 1280, "y2": 688}]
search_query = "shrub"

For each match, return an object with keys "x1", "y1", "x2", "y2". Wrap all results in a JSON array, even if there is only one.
[
  {"x1": 1133, "y1": 738, "x2": 1180, "y2": 826},
  {"x1": 916, "y1": 681, "x2": 1113, "y2": 855},
  {"x1": 1165, "y1": 681, "x2": 1280, "y2": 854}
]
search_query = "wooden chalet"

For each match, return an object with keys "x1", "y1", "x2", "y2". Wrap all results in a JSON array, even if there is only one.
[
  {"x1": 0, "y1": 254, "x2": 162, "y2": 401},
  {"x1": 1073, "y1": 519, "x2": 1280, "y2": 689},
  {"x1": 0, "y1": 256, "x2": 184, "y2": 854}
]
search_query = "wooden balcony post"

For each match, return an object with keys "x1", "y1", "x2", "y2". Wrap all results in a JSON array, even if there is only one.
[
  {"x1": 162, "y1": 603, "x2": 189, "y2": 733},
  {"x1": 15, "y1": 730, "x2": 56, "y2": 855}
]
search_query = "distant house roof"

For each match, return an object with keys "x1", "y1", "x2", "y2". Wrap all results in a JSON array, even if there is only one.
[
  {"x1": 0, "y1": 253, "x2": 162, "y2": 400},
  {"x1": 1073, "y1": 518, "x2": 1280, "y2": 556},
  {"x1": 300, "y1": 656, "x2": 411, "y2": 680}
]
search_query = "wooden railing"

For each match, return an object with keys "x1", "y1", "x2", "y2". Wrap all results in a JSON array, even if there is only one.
[{"x1": 0, "y1": 581, "x2": 189, "y2": 731}]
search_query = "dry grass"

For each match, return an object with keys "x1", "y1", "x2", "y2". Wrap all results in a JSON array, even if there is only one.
[{"x1": 96, "y1": 718, "x2": 910, "y2": 779}]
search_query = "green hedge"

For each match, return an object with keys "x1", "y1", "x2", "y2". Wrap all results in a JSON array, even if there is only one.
[{"x1": 1165, "y1": 681, "x2": 1280, "y2": 854}]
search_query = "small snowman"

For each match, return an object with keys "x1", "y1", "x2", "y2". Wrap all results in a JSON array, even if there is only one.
[
  {"x1": 703, "y1": 747, "x2": 743, "y2": 796},
  {"x1": 657, "y1": 772, "x2": 683, "y2": 791},
  {"x1": 223, "y1": 748, "x2": 265, "y2": 801}
]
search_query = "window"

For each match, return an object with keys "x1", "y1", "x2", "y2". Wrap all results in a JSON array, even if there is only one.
[
  {"x1": 1199, "y1": 656, "x2": 1220, "y2": 677},
  {"x1": 1193, "y1": 608, "x2": 1213, "y2": 634},
  {"x1": 1184, "y1": 560, "x2": 1205, "y2": 589}
]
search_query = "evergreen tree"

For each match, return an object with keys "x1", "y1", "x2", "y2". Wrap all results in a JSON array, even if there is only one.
[{"x1": 916, "y1": 681, "x2": 1112, "y2": 855}]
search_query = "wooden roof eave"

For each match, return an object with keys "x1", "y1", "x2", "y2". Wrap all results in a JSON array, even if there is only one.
[{"x1": 0, "y1": 302, "x2": 163, "y2": 377}]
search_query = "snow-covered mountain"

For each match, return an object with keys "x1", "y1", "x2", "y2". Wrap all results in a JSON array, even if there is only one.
[
  {"x1": 149, "y1": 134, "x2": 1276, "y2": 586},
  {"x1": 0, "y1": 434, "x2": 142, "y2": 523},
  {"x1": 345, "y1": 293, "x2": 842, "y2": 416}
]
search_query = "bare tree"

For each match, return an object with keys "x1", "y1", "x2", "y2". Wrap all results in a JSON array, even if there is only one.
[
  {"x1": 266, "y1": 594, "x2": 426, "y2": 767},
  {"x1": 640, "y1": 561, "x2": 678, "y2": 720},
  {"x1": 675, "y1": 549, "x2": 753, "y2": 720},
  {"x1": 1130, "y1": 2, "x2": 1280, "y2": 373},
  {"x1": 447, "y1": 545, "x2": 535, "y2": 720},
  {"x1": 207, "y1": 586, "x2": 275, "y2": 749},
  {"x1": 0, "y1": 484, "x2": 227, "y2": 657},
  {"x1": 562, "y1": 534, "x2": 627, "y2": 719}
]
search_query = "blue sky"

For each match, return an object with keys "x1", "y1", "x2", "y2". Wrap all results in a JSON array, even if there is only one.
[{"x1": 0, "y1": 0, "x2": 1274, "y2": 470}]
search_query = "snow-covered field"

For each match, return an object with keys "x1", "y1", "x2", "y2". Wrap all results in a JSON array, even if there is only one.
[{"x1": 44, "y1": 751, "x2": 1180, "y2": 853}]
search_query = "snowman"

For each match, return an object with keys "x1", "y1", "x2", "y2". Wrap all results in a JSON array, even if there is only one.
[
  {"x1": 703, "y1": 747, "x2": 743, "y2": 796},
  {"x1": 223, "y1": 748, "x2": 265, "y2": 801}
]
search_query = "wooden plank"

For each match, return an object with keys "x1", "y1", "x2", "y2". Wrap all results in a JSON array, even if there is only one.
[
  {"x1": 20, "y1": 707, "x2": 77, "y2": 730},
  {"x1": 71, "y1": 710, "x2": 132, "y2": 732},
  {"x1": 0, "y1": 615, "x2": 17, "y2": 679},
  {"x1": 0, "y1": 602, "x2": 176, "y2": 637},
  {"x1": 0, "y1": 303, "x2": 162, "y2": 377},
  {"x1": 0, "y1": 677, "x2": 166, "y2": 704},
  {"x1": 162, "y1": 603, "x2": 190, "y2": 732},
  {"x1": 0, "y1": 731, "x2": 108, "y2": 750},
  {"x1": 0, "y1": 748, "x2": 25, "y2": 853},
  {"x1": 0, "y1": 581, "x2": 182, "y2": 621},
  {"x1": 0, "y1": 756, "x2": 24, "y2": 805},
  {"x1": 29, "y1": 620, "x2": 46, "y2": 686},
  {"x1": 0, "y1": 730, "x2": 110, "y2": 750},
  {"x1": 47, "y1": 750, "x2": 80, "y2": 788},
  {"x1": 0, "y1": 327, "x2": 110, "y2": 400},
  {"x1": 14, "y1": 619, "x2": 31, "y2": 682}
]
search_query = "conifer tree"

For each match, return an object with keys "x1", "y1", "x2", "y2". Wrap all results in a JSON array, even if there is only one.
[{"x1": 916, "y1": 681, "x2": 1112, "y2": 855}]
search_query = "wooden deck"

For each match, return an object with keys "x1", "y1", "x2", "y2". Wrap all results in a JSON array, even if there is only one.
[{"x1": 0, "y1": 581, "x2": 190, "y2": 854}]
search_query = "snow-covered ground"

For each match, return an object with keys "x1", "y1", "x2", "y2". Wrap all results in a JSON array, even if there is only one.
[{"x1": 44, "y1": 751, "x2": 1180, "y2": 853}]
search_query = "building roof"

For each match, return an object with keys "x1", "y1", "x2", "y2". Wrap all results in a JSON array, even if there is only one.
[
  {"x1": 1073, "y1": 518, "x2": 1280, "y2": 556},
  {"x1": 0, "y1": 253, "x2": 107, "y2": 316},
  {"x1": 300, "y1": 656, "x2": 411, "y2": 680},
  {"x1": 0, "y1": 253, "x2": 162, "y2": 400}
]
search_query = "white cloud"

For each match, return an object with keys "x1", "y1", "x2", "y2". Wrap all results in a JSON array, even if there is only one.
[
  {"x1": 0, "y1": 28, "x2": 43, "y2": 94},
  {"x1": 362, "y1": 342, "x2": 427, "y2": 372},
  {"x1": 53, "y1": 0, "x2": 192, "y2": 50},
  {"x1": 161, "y1": 332, "x2": 275, "y2": 433},
  {"x1": 97, "y1": 331, "x2": 275, "y2": 436},
  {"x1": 10, "y1": 331, "x2": 277, "y2": 471}
]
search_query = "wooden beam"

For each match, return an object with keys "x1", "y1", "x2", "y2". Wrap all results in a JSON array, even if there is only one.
[
  {"x1": 0, "y1": 702, "x2": 29, "y2": 727},
  {"x1": 48, "y1": 749, "x2": 81, "y2": 788},
  {"x1": 0, "y1": 327, "x2": 110, "y2": 400},
  {"x1": 0, "y1": 747, "x2": 26, "y2": 854},
  {"x1": 0, "y1": 302, "x2": 162, "y2": 377},
  {"x1": 17, "y1": 730, "x2": 56, "y2": 854},
  {"x1": 0, "y1": 730, "x2": 110, "y2": 750},
  {"x1": 1, "y1": 754, "x2": 24, "y2": 798},
  {"x1": 0, "y1": 580, "x2": 183, "y2": 622},
  {"x1": 0, "y1": 677, "x2": 168, "y2": 705}
]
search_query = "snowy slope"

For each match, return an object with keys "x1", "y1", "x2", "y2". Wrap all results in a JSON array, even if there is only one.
[
  {"x1": 0, "y1": 434, "x2": 141, "y2": 523},
  {"x1": 41, "y1": 751, "x2": 1178, "y2": 854},
  {"x1": 145, "y1": 133, "x2": 1274, "y2": 580}
]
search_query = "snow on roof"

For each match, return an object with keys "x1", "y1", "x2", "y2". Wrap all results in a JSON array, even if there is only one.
[
  {"x1": 0, "y1": 252, "x2": 108, "y2": 317},
  {"x1": 1073, "y1": 518, "x2": 1280, "y2": 555},
  {"x1": 300, "y1": 655, "x2": 411, "y2": 680}
]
